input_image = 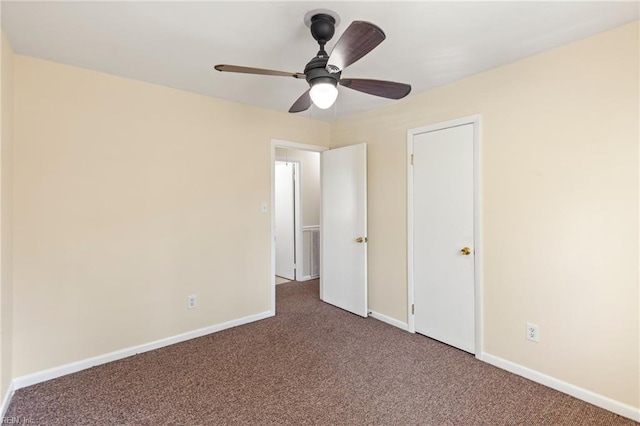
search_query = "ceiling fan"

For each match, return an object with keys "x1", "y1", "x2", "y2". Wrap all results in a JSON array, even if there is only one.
[{"x1": 214, "y1": 10, "x2": 411, "y2": 113}]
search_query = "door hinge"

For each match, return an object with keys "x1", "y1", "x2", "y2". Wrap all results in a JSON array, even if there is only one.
[
  {"x1": 410, "y1": 154, "x2": 414, "y2": 165},
  {"x1": 411, "y1": 304, "x2": 415, "y2": 315}
]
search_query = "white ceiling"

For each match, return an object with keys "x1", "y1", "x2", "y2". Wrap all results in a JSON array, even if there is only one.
[{"x1": 2, "y1": 1, "x2": 638, "y2": 121}]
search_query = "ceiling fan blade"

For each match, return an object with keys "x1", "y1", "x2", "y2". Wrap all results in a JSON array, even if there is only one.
[
  {"x1": 289, "y1": 90, "x2": 312, "y2": 113},
  {"x1": 339, "y1": 78, "x2": 411, "y2": 99},
  {"x1": 326, "y1": 21, "x2": 386, "y2": 73},
  {"x1": 214, "y1": 64, "x2": 305, "y2": 79}
]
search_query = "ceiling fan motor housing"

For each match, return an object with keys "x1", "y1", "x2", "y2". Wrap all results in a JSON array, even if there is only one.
[{"x1": 304, "y1": 56, "x2": 340, "y2": 88}]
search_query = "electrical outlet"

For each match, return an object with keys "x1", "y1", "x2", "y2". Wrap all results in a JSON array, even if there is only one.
[
  {"x1": 526, "y1": 322, "x2": 539, "y2": 342},
  {"x1": 187, "y1": 294, "x2": 197, "y2": 309}
]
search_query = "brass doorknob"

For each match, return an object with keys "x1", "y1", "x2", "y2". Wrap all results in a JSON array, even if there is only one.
[
  {"x1": 355, "y1": 237, "x2": 367, "y2": 243},
  {"x1": 460, "y1": 247, "x2": 472, "y2": 255}
]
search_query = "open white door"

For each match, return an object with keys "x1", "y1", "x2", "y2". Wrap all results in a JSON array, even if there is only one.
[
  {"x1": 275, "y1": 161, "x2": 296, "y2": 280},
  {"x1": 321, "y1": 144, "x2": 368, "y2": 317}
]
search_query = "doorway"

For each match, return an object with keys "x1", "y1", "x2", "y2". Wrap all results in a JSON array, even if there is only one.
[
  {"x1": 273, "y1": 143, "x2": 323, "y2": 294},
  {"x1": 407, "y1": 115, "x2": 483, "y2": 355},
  {"x1": 270, "y1": 140, "x2": 368, "y2": 318}
]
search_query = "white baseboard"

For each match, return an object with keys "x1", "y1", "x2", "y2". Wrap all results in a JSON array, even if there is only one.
[
  {"x1": 479, "y1": 352, "x2": 640, "y2": 422},
  {"x1": 368, "y1": 310, "x2": 409, "y2": 331},
  {"x1": 13, "y1": 310, "x2": 273, "y2": 390},
  {"x1": 298, "y1": 275, "x2": 319, "y2": 282},
  {"x1": 1, "y1": 381, "x2": 15, "y2": 418}
]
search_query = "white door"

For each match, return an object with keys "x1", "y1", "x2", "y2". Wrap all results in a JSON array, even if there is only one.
[
  {"x1": 275, "y1": 161, "x2": 296, "y2": 280},
  {"x1": 321, "y1": 144, "x2": 368, "y2": 317},
  {"x1": 413, "y1": 124, "x2": 475, "y2": 353}
]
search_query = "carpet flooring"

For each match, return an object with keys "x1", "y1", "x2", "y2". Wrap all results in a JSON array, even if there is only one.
[{"x1": 6, "y1": 280, "x2": 637, "y2": 425}]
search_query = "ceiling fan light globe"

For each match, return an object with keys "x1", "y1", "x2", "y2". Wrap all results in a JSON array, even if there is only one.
[{"x1": 309, "y1": 82, "x2": 338, "y2": 109}]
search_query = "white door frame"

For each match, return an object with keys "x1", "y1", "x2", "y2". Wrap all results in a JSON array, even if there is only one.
[
  {"x1": 406, "y1": 114, "x2": 483, "y2": 356},
  {"x1": 270, "y1": 139, "x2": 328, "y2": 315}
]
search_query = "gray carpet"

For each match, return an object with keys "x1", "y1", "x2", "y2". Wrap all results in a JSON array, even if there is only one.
[{"x1": 6, "y1": 280, "x2": 637, "y2": 425}]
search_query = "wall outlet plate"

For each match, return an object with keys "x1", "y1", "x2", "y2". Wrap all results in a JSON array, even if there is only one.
[
  {"x1": 526, "y1": 322, "x2": 540, "y2": 342},
  {"x1": 187, "y1": 294, "x2": 197, "y2": 309}
]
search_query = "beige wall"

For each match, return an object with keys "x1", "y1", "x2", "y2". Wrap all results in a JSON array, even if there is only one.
[
  {"x1": 12, "y1": 55, "x2": 330, "y2": 376},
  {"x1": 0, "y1": 30, "x2": 14, "y2": 402},
  {"x1": 275, "y1": 148, "x2": 320, "y2": 227},
  {"x1": 331, "y1": 22, "x2": 639, "y2": 408}
]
